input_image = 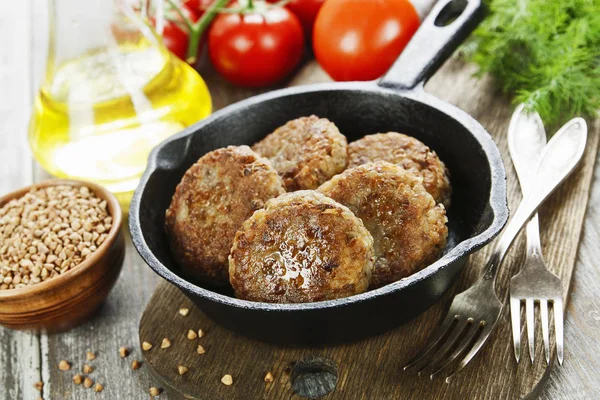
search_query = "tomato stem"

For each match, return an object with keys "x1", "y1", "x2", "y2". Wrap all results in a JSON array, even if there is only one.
[
  {"x1": 165, "y1": 0, "x2": 194, "y2": 32},
  {"x1": 185, "y1": 0, "x2": 230, "y2": 64},
  {"x1": 167, "y1": 0, "x2": 192, "y2": 31},
  {"x1": 248, "y1": 0, "x2": 255, "y2": 9}
]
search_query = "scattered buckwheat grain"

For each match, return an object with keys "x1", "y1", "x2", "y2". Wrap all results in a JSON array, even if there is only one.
[
  {"x1": 86, "y1": 351, "x2": 96, "y2": 361},
  {"x1": 221, "y1": 374, "x2": 233, "y2": 386},
  {"x1": 58, "y1": 360, "x2": 71, "y2": 371},
  {"x1": 197, "y1": 345, "x2": 205, "y2": 354},
  {"x1": 187, "y1": 329, "x2": 197, "y2": 340},
  {"x1": 179, "y1": 307, "x2": 189, "y2": 316},
  {"x1": 34, "y1": 381, "x2": 43, "y2": 391},
  {"x1": 150, "y1": 386, "x2": 162, "y2": 396},
  {"x1": 132, "y1": 360, "x2": 141, "y2": 370},
  {"x1": 119, "y1": 346, "x2": 129, "y2": 358},
  {"x1": 94, "y1": 383, "x2": 103, "y2": 392},
  {"x1": 73, "y1": 374, "x2": 83, "y2": 385},
  {"x1": 264, "y1": 372, "x2": 274, "y2": 382},
  {"x1": 161, "y1": 338, "x2": 171, "y2": 349},
  {"x1": 178, "y1": 365, "x2": 189, "y2": 375},
  {"x1": 142, "y1": 341, "x2": 153, "y2": 351},
  {"x1": 83, "y1": 377, "x2": 94, "y2": 388}
]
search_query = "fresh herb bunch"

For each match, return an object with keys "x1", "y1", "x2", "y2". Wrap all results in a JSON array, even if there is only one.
[{"x1": 464, "y1": 0, "x2": 600, "y2": 126}]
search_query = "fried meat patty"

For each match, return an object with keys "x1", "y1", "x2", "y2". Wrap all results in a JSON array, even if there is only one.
[
  {"x1": 348, "y1": 132, "x2": 451, "y2": 207},
  {"x1": 229, "y1": 191, "x2": 375, "y2": 303},
  {"x1": 318, "y1": 162, "x2": 448, "y2": 288},
  {"x1": 165, "y1": 146, "x2": 285, "y2": 286},
  {"x1": 252, "y1": 116, "x2": 348, "y2": 191}
]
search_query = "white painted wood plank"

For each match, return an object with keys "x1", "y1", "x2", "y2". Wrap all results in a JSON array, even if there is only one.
[
  {"x1": 0, "y1": 1, "x2": 33, "y2": 190},
  {"x1": 31, "y1": 0, "x2": 51, "y2": 184},
  {"x1": 30, "y1": 2, "x2": 53, "y2": 398},
  {"x1": 0, "y1": 1, "x2": 41, "y2": 400},
  {"x1": 31, "y1": 0, "x2": 48, "y2": 98},
  {"x1": 1, "y1": 333, "x2": 41, "y2": 400}
]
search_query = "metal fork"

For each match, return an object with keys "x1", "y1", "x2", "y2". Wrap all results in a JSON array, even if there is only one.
[
  {"x1": 508, "y1": 107, "x2": 586, "y2": 365},
  {"x1": 404, "y1": 110, "x2": 587, "y2": 382}
]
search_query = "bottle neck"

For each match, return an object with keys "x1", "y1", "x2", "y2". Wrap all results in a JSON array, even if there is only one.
[
  {"x1": 43, "y1": 0, "x2": 170, "y2": 104},
  {"x1": 46, "y1": 0, "x2": 116, "y2": 76}
]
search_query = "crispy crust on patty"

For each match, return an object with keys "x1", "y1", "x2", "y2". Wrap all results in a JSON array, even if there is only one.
[
  {"x1": 252, "y1": 116, "x2": 348, "y2": 191},
  {"x1": 318, "y1": 162, "x2": 448, "y2": 288},
  {"x1": 165, "y1": 145, "x2": 285, "y2": 286},
  {"x1": 229, "y1": 191, "x2": 375, "y2": 303},
  {"x1": 348, "y1": 132, "x2": 451, "y2": 207}
]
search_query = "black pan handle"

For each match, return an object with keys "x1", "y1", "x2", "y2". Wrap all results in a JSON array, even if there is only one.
[{"x1": 378, "y1": 0, "x2": 485, "y2": 91}]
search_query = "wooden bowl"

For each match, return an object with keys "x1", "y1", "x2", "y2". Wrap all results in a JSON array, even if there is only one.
[{"x1": 0, "y1": 179, "x2": 125, "y2": 332}]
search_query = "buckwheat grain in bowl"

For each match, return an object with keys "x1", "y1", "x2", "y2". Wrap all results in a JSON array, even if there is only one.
[
  {"x1": 0, "y1": 180, "x2": 125, "y2": 331},
  {"x1": 0, "y1": 185, "x2": 112, "y2": 290}
]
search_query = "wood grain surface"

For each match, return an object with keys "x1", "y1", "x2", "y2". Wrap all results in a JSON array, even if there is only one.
[{"x1": 1, "y1": 2, "x2": 600, "y2": 399}]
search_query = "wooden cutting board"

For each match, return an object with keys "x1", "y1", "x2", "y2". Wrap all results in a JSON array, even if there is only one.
[{"x1": 138, "y1": 58, "x2": 600, "y2": 400}]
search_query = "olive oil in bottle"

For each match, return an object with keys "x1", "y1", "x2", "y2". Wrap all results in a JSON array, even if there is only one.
[{"x1": 29, "y1": 0, "x2": 212, "y2": 206}]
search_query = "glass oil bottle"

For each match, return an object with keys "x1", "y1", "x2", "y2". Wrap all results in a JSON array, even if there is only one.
[{"x1": 29, "y1": 0, "x2": 212, "y2": 207}]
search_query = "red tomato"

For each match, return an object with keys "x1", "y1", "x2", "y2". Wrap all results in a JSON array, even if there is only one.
[
  {"x1": 208, "y1": 4, "x2": 304, "y2": 87},
  {"x1": 159, "y1": 19, "x2": 190, "y2": 60},
  {"x1": 313, "y1": 0, "x2": 420, "y2": 81},
  {"x1": 183, "y1": 3, "x2": 201, "y2": 22},
  {"x1": 183, "y1": 0, "x2": 214, "y2": 15},
  {"x1": 286, "y1": 0, "x2": 325, "y2": 37},
  {"x1": 267, "y1": 0, "x2": 325, "y2": 37}
]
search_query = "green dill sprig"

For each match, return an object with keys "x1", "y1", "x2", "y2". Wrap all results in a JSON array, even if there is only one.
[{"x1": 464, "y1": 0, "x2": 600, "y2": 127}]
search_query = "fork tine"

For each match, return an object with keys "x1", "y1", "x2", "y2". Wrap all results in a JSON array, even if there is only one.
[
  {"x1": 428, "y1": 323, "x2": 480, "y2": 380},
  {"x1": 417, "y1": 319, "x2": 471, "y2": 375},
  {"x1": 510, "y1": 297, "x2": 522, "y2": 363},
  {"x1": 554, "y1": 299, "x2": 564, "y2": 365},
  {"x1": 526, "y1": 298, "x2": 535, "y2": 363},
  {"x1": 525, "y1": 299, "x2": 535, "y2": 364},
  {"x1": 404, "y1": 313, "x2": 459, "y2": 371},
  {"x1": 445, "y1": 321, "x2": 493, "y2": 383},
  {"x1": 539, "y1": 299, "x2": 550, "y2": 364}
]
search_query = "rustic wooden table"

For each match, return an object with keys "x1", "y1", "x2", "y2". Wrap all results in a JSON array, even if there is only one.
[{"x1": 1, "y1": 2, "x2": 599, "y2": 399}]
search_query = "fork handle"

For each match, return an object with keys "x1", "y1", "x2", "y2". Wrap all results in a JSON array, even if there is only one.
[
  {"x1": 507, "y1": 104, "x2": 547, "y2": 257},
  {"x1": 481, "y1": 118, "x2": 587, "y2": 282},
  {"x1": 525, "y1": 214, "x2": 542, "y2": 256}
]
